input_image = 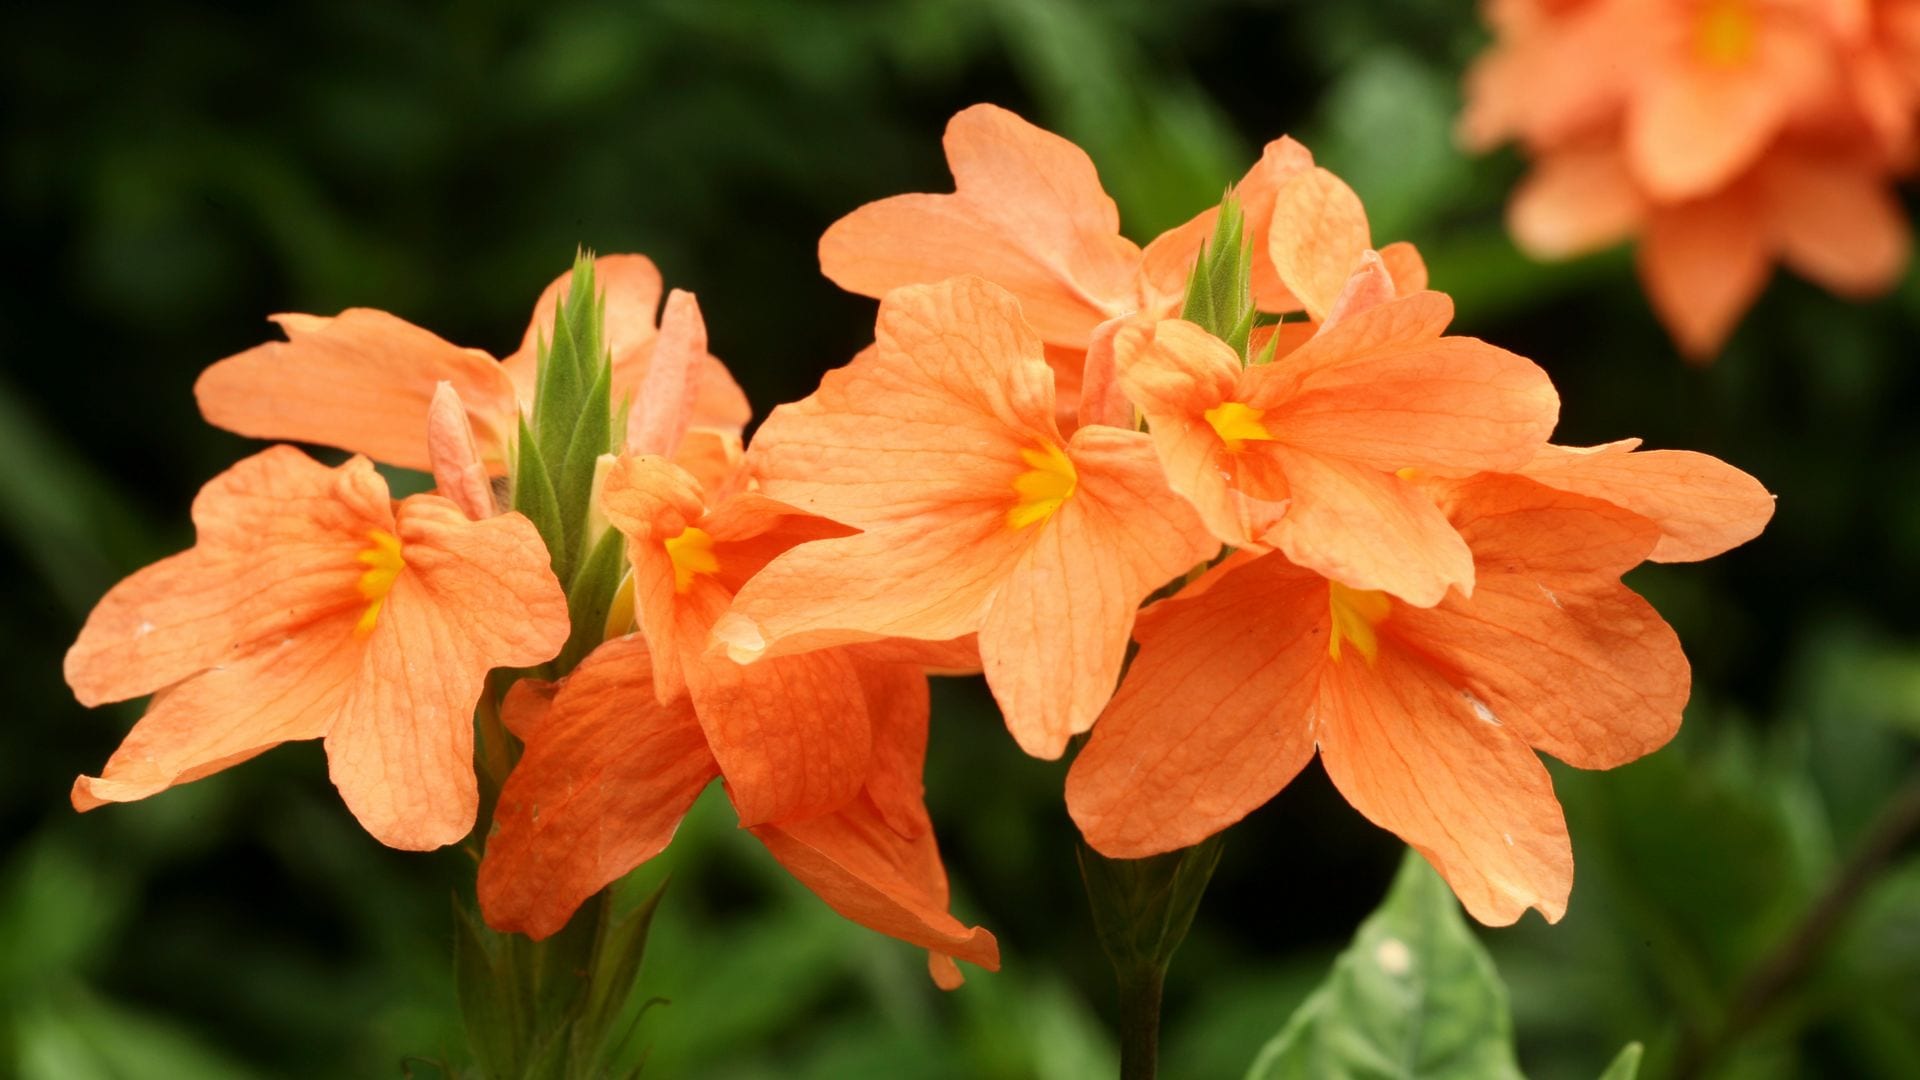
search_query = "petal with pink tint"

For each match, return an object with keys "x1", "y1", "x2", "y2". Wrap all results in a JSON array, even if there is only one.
[{"x1": 427, "y1": 382, "x2": 496, "y2": 520}]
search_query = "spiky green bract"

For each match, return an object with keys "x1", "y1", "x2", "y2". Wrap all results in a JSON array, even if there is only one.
[{"x1": 1180, "y1": 191, "x2": 1256, "y2": 361}]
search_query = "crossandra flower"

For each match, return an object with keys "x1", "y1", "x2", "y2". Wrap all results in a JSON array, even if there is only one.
[
  {"x1": 194, "y1": 253, "x2": 750, "y2": 480},
  {"x1": 1067, "y1": 455, "x2": 1773, "y2": 925},
  {"x1": 1110, "y1": 283, "x2": 1559, "y2": 602},
  {"x1": 713, "y1": 276, "x2": 1217, "y2": 759},
  {"x1": 477, "y1": 350, "x2": 996, "y2": 985},
  {"x1": 1462, "y1": 0, "x2": 1919, "y2": 358},
  {"x1": 818, "y1": 104, "x2": 1218, "y2": 428},
  {"x1": 66, "y1": 446, "x2": 570, "y2": 849}
]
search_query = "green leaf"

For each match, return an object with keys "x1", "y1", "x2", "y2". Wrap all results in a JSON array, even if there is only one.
[
  {"x1": 555, "y1": 523, "x2": 627, "y2": 675},
  {"x1": 1598, "y1": 1042, "x2": 1644, "y2": 1080},
  {"x1": 1245, "y1": 849, "x2": 1526, "y2": 1080}
]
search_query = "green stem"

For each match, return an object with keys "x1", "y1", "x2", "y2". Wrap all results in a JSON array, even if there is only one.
[{"x1": 1116, "y1": 966, "x2": 1166, "y2": 1080}]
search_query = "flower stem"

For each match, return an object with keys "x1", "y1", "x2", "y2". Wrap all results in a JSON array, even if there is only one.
[
  {"x1": 1116, "y1": 966, "x2": 1166, "y2": 1080},
  {"x1": 1077, "y1": 835, "x2": 1224, "y2": 1080}
]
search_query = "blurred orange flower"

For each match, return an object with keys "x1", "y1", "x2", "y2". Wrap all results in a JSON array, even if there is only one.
[
  {"x1": 66, "y1": 446, "x2": 570, "y2": 849},
  {"x1": 1463, "y1": 0, "x2": 1918, "y2": 358},
  {"x1": 1067, "y1": 455, "x2": 1773, "y2": 925}
]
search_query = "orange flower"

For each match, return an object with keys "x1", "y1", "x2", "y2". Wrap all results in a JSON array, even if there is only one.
[
  {"x1": 1068, "y1": 455, "x2": 1772, "y2": 924},
  {"x1": 1110, "y1": 286, "x2": 1559, "y2": 602},
  {"x1": 716, "y1": 276, "x2": 1216, "y2": 759},
  {"x1": 194, "y1": 254, "x2": 750, "y2": 475},
  {"x1": 1511, "y1": 135, "x2": 1911, "y2": 357},
  {"x1": 1464, "y1": 0, "x2": 1918, "y2": 357},
  {"x1": 475, "y1": 635, "x2": 1000, "y2": 988},
  {"x1": 66, "y1": 446, "x2": 570, "y2": 849},
  {"x1": 819, "y1": 104, "x2": 1228, "y2": 430}
]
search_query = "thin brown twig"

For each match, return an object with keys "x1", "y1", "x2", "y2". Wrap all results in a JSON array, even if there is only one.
[{"x1": 1672, "y1": 764, "x2": 1920, "y2": 1080}]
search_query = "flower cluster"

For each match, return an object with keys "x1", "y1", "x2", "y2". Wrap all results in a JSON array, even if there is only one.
[
  {"x1": 1461, "y1": 0, "x2": 1919, "y2": 358},
  {"x1": 66, "y1": 103, "x2": 1773, "y2": 996}
]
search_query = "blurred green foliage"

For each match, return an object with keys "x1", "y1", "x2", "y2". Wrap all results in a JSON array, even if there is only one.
[{"x1": 4, "y1": 0, "x2": 1918, "y2": 1077}]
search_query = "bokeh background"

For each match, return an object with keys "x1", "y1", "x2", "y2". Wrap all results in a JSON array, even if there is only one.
[{"x1": 5, "y1": 1, "x2": 1920, "y2": 1077}]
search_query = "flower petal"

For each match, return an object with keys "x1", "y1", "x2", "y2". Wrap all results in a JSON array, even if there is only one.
[
  {"x1": 65, "y1": 447, "x2": 388, "y2": 706},
  {"x1": 196, "y1": 310, "x2": 519, "y2": 471},
  {"x1": 1519, "y1": 441, "x2": 1775, "y2": 562},
  {"x1": 1318, "y1": 644, "x2": 1573, "y2": 926},
  {"x1": 325, "y1": 496, "x2": 569, "y2": 850},
  {"x1": 629, "y1": 289, "x2": 708, "y2": 457},
  {"x1": 1762, "y1": 151, "x2": 1912, "y2": 297},
  {"x1": 751, "y1": 795, "x2": 1001, "y2": 985},
  {"x1": 1262, "y1": 448, "x2": 1475, "y2": 606},
  {"x1": 1068, "y1": 555, "x2": 1323, "y2": 857},
  {"x1": 980, "y1": 425, "x2": 1215, "y2": 757},
  {"x1": 1509, "y1": 146, "x2": 1646, "y2": 260},
  {"x1": 427, "y1": 382, "x2": 496, "y2": 521},
  {"x1": 505, "y1": 253, "x2": 665, "y2": 400},
  {"x1": 73, "y1": 618, "x2": 360, "y2": 812},
  {"x1": 1638, "y1": 192, "x2": 1771, "y2": 360},
  {"x1": 1267, "y1": 167, "x2": 1373, "y2": 321},
  {"x1": 477, "y1": 635, "x2": 717, "y2": 939}
]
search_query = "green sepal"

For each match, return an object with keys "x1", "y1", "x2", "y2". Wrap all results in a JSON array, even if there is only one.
[
  {"x1": 1250, "y1": 323, "x2": 1283, "y2": 366},
  {"x1": 1078, "y1": 833, "x2": 1223, "y2": 980},
  {"x1": 554, "y1": 356, "x2": 614, "y2": 572},
  {"x1": 1598, "y1": 1043, "x2": 1644, "y2": 1080},
  {"x1": 1181, "y1": 191, "x2": 1255, "y2": 360},
  {"x1": 555, "y1": 524, "x2": 626, "y2": 676},
  {"x1": 573, "y1": 877, "x2": 670, "y2": 1069},
  {"x1": 511, "y1": 416, "x2": 568, "y2": 584},
  {"x1": 453, "y1": 899, "x2": 522, "y2": 1079},
  {"x1": 1245, "y1": 848, "x2": 1526, "y2": 1080},
  {"x1": 531, "y1": 253, "x2": 606, "y2": 474}
]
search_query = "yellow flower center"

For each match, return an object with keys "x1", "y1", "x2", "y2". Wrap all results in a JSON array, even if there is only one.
[
  {"x1": 664, "y1": 525, "x2": 719, "y2": 593},
  {"x1": 354, "y1": 529, "x2": 405, "y2": 637},
  {"x1": 1328, "y1": 581, "x2": 1391, "y2": 664},
  {"x1": 1203, "y1": 401, "x2": 1273, "y2": 453},
  {"x1": 1008, "y1": 442, "x2": 1078, "y2": 529},
  {"x1": 1696, "y1": 0, "x2": 1755, "y2": 66}
]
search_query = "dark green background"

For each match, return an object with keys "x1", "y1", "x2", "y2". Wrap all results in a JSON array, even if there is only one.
[{"x1": 5, "y1": 1, "x2": 1919, "y2": 1076}]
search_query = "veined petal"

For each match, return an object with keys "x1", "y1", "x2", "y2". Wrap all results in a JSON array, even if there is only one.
[
  {"x1": 1111, "y1": 317, "x2": 1284, "y2": 545},
  {"x1": 752, "y1": 794, "x2": 1001, "y2": 986},
  {"x1": 1253, "y1": 328, "x2": 1559, "y2": 476},
  {"x1": 629, "y1": 288, "x2": 708, "y2": 458},
  {"x1": 749, "y1": 279, "x2": 1061, "y2": 530},
  {"x1": 325, "y1": 495, "x2": 569, "y2": 851},
  {"x1": 65, "y1": 447, "x2": 389, "y2": 706},
  {"x1": 1317, "y1": 644, "x2": 1573, "y2": 926},
  {"x1": 1518, "y1": 441, "x2": 1775, "y2": 562},
  {"x1": 819, "y1": 104, "x2": 1140, "y2": 347},
  {"x1": 1396, "y1": 475, "x2": 1688, "y2": 769},
  {"x1": 196, "y1": 310, "x2": 519, "y2": 472},
  {"x1": 860, "y1": 661, "x2": 935, "y2": 840},
  {"x1": 1267, "y1": 167, "x2": 1373, "y2": 321},
  {"x1": 478, "y1": 635, "x2": 717, "y2": 939},
  {"x1": 716, "y1": 518, "x2": 1023, "y2": 663},
  {"x1": 1261, "y1": 448, "x2": 1474, "y2": 606},
  {"x1": 1236, "y1": 136, "x2": 1318, "y2": 312},
  {"x1": 1068, "y1": 555, "x2": 1323, "y2": 857},
  {"x1": 979, "y1": 425, "x2": 1215, "y2": 758},
  {"x1": 1251, "y1": 291, "x2": 1457, "y2": 388},
  {"x1": 601, "y1": 455, "x2": 713, "y2": 701},
  {"x1": 73, "y1": 617, "x2": 361, "y2": 812},
  {"x1": 686, "y1": 643, "x2": 872, "y2": 827}
]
